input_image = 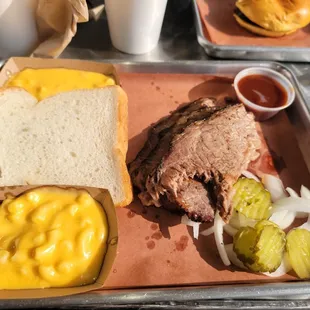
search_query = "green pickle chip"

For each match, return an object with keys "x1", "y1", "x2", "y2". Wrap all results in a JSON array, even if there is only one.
[
  {"x1": 286, "y1": 228, "x2": 310, "y2": 279},
  {"x1": 233, "y1": 220, "x2": 286, "y2": 273},
  {"x1": 232, "y1": 178, "x2": 272, "y2": 220},
  {"x1": 255, "y1": 219, "x2": 279, "y2": 231},
  {"x1": 233, "y1": 226, "x2": 258, "y2": 265}
]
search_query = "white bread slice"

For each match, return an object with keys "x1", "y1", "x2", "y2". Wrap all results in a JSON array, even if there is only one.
[{"x1": 0, "y1": 86, "x2": 132, "y2": 207}]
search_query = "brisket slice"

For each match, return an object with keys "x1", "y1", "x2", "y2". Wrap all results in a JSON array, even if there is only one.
[
  {"x1": 129, "y1": 98, "x2": 213, "y2": 179},
  {"x1": 158, "y1": 179, "x2": 214, "y2": 222},
  {"x1": 143, "y1": 103, "x2": 261, "y2": 222},
  {"x1": 129, "y1": 98, "x2": 221, "y2": 190}
]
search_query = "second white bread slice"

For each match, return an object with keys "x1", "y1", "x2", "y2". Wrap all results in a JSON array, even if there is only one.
[{"x1": 0, "y1": 86, "x2": 132, "y2": 207}]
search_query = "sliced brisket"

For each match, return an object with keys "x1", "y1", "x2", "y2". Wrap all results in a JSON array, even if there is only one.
[
  {"x1": 129, "y1": 98, "x2": 220, "y2": 190},
  {"x1": 130, "y1": 100, "x2": 260, "y2": 223}
]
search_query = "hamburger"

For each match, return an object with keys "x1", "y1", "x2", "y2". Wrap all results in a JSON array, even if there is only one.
[{"x1": 233, "y1": 0, "x2": 310, "y2": 37}]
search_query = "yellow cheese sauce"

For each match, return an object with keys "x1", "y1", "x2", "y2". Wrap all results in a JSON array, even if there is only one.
[
  {"x1": 0, "y1": 187, "x2": 108, "y2": 289},
  {"x1": 4, "y1": 68, "x2": 116, "y2": 101}
]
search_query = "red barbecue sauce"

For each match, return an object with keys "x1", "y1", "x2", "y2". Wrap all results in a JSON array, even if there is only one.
[{"x1": 238, "y1": 75, "x2": 287, "y2": 108}]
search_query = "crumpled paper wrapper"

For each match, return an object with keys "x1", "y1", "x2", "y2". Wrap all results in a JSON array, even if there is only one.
[{"x1": 31, "y1": 0, "x2": 89, "y2": 58}]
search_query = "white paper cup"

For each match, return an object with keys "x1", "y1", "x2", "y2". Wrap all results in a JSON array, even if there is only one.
[
  {"x1": 0, "y1": 0, "x2": 39, "y2": 58},
  {"x1": 105, "y1": 0, "x2": 168, "y2": 55},
  {"x1": 233, "y1": 67, "x2": 295, "y2": 121}
]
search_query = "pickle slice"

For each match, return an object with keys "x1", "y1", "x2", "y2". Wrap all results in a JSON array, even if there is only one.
[
  {"x1": 233, "y1": 220, "x2": 286, "y2": 273},
  {"x1": 253, "y1": 224, "x2": 286, "y2": 272},
  {"x1": 232, "y1": 178, "x2": 271, "y2": 220},
  {"x1": 286, "y1": 228, "x2": 310, "y2": 279},
  {"x1": 255, "y1": 219, "x2": 279, "y2": 231},
  {"x1": 233, "y1": 226, "x2": 257, "y2": 266}
]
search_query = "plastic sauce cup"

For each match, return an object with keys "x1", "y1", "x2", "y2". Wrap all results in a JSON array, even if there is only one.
[{"x1": 233, "y1": 67, "x2": 295, "y2": 121}]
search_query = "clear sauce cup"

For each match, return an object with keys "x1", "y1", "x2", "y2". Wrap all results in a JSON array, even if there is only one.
[{"x1": 233, "y1": 67, "x2": 295, "y2": 121}]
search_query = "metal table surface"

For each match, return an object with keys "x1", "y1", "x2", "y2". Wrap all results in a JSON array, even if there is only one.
[{"x1": 2, "y1": 3, "x2": 310, "y2": 310}]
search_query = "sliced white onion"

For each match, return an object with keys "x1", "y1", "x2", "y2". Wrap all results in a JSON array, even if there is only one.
[
  {"x1": 272, "y1": 197, "x2": 310, "y2": 214},
  {"x1": 263, "y1": 254, "x2": 292, "y2": 278},
  {"x1": 228, "y1": 211, "x2": 256, "y2": 230},
  {"x1": 241, "y1": 170, "x2": 260, "y2": 182},
  {"x1": 193, "y1": 222, "x2": 200, "y2": 239},
  {"x1": 181, "y1": 215, "x2": 201, "y2": 240},
  {"x1": 268, "y1": 210, "x2": 288, "y2": 226},
  {"x1": 281, "y1": 213, "x2": 296, "y2": 229},
  {"x1": 262, "y1": 174, "x2": 287, "y2": 202},
  {"x1": 200, "y1": 226, "x2": 214, "y2": 236},
  {"x1": 298, "y1": 186, "x2": 310, "y2": 227},
  {"x1": 261, "y1": 175, "x2": 299, "y2": 227},
  {"x1": 238, "y1": 212, "x2": 256, "y2": 228},
  {"x1": 268, "y1": 188, "x2": 299, "y2": 228},
  {"x1": 301, "y1": 185, "x2": 310, "y2": 200},
  {"x1": 228, "y1": 211, "x2": 240, "y2": 229},
  {"x1": 214, "y1": 211, "x2": 230, "y2": 266},
  {"x1": 225, "y1": 244, "x2": 246, "y2": 270},
  {"x1": 269, "y1": 210, "x2": 296, "y2": 230},
  {"x1": 286, "y1": 187, "x2": 307, "y2": 219},
  {"x1": 286, "y1": 187, "x2": 299, "y2": 198},
  {"x1": 223, "y1": 224, "x2": 238, "y2": 237},
  {"x1": 269, "y1": 210, "x2": 287, "y2": 226}
]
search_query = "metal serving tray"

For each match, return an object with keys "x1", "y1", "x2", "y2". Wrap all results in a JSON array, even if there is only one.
[
  {"x1": 192, "y1": 0, "x2": 310, "y2": 63},
  {"x1": 0, "y1": 60, "x2": 309, "y2": 309}
]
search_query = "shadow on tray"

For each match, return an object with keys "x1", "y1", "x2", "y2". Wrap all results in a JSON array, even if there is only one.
[
  {"x1": 127, "y1": 197, "x2": 181, "y2": 239},
  {"x1": 188, "y1": 77, "x2": 236, "y2": 103}
]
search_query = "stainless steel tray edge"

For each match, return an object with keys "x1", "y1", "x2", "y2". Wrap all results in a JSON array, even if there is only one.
[
  {"x1": 2, "y1": 282, "x2": 310, "y2": 309},
  {"x1": 0, "y1": 60, "x2": 309, "y2": 308},
  {"x1": 192, "y1": 0, "x2": 310, "y2": 63}
]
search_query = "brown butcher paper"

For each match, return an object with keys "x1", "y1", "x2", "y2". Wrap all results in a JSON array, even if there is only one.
[{"x1": 102, "y1": 72, "x2": 310, "y2": 288}]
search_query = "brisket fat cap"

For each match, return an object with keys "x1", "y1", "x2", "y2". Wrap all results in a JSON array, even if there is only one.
[{"x1": 141, "y1": 103, "x2": 261, "y2": 223}]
